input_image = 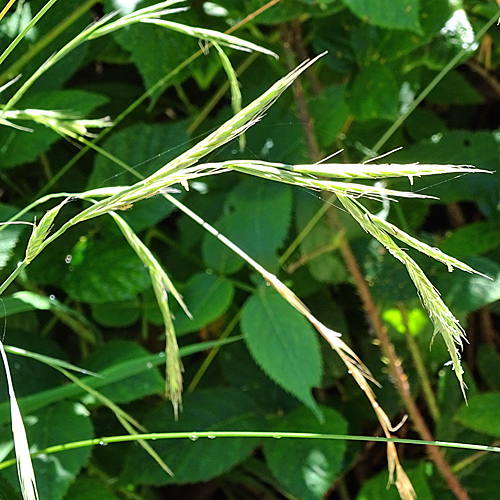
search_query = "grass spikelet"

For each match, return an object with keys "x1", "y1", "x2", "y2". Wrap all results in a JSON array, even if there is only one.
[
  {"x1": 0, "y1": 341, "x2": 39, "y2": 500},
  {"x1": 147, "y1": 54, "x2": 325, "y2": 181},
  {"x1": 25, "y1": 197, "x2": 70, "y2": 264},
  {"x1": 109, "y1": 212, "x2": 186, "y2": 415},
  {"x1": 387, "y1": 442, "x2": 416, "y2": 500},
  {"x1": 142, "y1": 18, "x2": 278, "y2": 59},
  {"x1": 338, "y1": 194, "x2": 467, "y2": 396}
]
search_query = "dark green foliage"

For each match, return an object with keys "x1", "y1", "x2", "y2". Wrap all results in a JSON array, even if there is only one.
[{"x1": 1, "y1": 1, "x2": 500, "y2": 500}]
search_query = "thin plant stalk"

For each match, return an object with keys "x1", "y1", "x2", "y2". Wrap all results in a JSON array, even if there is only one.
[{"x1": 1, "y1": 430, "x2": 500, "y2": 472}]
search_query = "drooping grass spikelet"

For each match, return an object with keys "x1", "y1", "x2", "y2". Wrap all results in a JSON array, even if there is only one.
[
  {"x1": 338, "y1": 195, "x2": 467, "y2": 395},
  {"x1": 0, "y1": 341, "x2": 39, "y2": 500},
  {"x1": 110, "y1": 212, "x2": 186, "y2": 415}
]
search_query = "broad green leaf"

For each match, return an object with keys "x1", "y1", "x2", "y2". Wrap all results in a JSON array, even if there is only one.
[
  {"x1": 439, "y1": 220, "x2": 500, "y2": 259},
  {"x1": 112, "y1": 8, "x2": 200, "y2": 103},
  {"x1": 82, "y1": 341, "x2": 164, "y2": 403},
  {"x1": 264, "y1": 406, "x2": 347, "y2": 500},
  {"x1": 389, "y1": 131, "x2": 500, "y2": 208},
  {"x1": 2, "y1": 402, "x2": 93, "y2": 500},
  {"x1": 202, "y1": 177, "x2": 293, "y2": 274},
  {"x1": 241, "y1": 287, "x2": 323, "y2": 420},
  {"x1": 218, "y1": 341, "x2": 299, "y2": 414},
  {"x1": 171, "y1": 272, "x2": 234, "y2": 335},
  {"x1": 120, "y1": 388, "x2": 264, "y2": 484},
  {"x1": 0, "y1": 90, "x2": 108, "y2": 169},
  {"x1": 455, "y1": 393, "x2": 500, "y2": 437},
  {"x1": 356, "y1": 462, "x2": 434, "y2": 500},
  {"x1": 347, "y1": 62, "x2": 399, "y2": 121},
  {"x1": 477, "y1": 345, "x2": 500, "y2": 390},
  {"x1": 63, "y1": 239, "x2": 151, "y2": 304},
  {"x1": 437, "y1": 257, "x2": 500, "y2": 313},
  {"x1": 309, "y1": 84, "x2": 349, "y2": 149},
  {"x1": 427, "y1": 70, "x2": 484, "y2": 105},
  {"x1": 343, "y1": 0, "x2": 422, "y2": 33},
  {"x1": 244, "y1": 0, "x2": 344, "y2": 23},
  {"x1": 0, "y1": 475, "x2": 22, "y2": 500},
  {"x1": 91, "y1": 299, "x2": 140, "y2": 327},
  {"x1": 62, "y1": 477, "x2": 120, "y2": 500}
]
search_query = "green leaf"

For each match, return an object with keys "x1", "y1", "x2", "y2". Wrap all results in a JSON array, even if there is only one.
[
  {"x1": 427, "y1": 70, "x2": 484, "y2": 105},
  {"x1": 347, "y1": 62, "x2": 399, "y2": 121},
  {"x1": 2, "y1": 402, "x2": 93, "y2": 500},
  {"x1": 62, "y1": 477, "x2": 120, "y2": 500},
  {"x1": 356, "y1": 462, "x2": 434, "y2": 500},
  {"x1": 389, "y1": 131, "x2": 500, "y2": 208},
  {"x1": 436, "y1": 257, "x2": 500, "y2": 313},
  {"x1": 477, "y1": 345, "x2": 500, "y2": 390},
  {"x1": 0, "y1": 90, "x2": 108, "y2": 169},
  {"x1": 112, "y1": 9, "x2": 200, "y2": 103},
  {"x1": 455, "y1": 393, "x2": 500, "y2": 437},
  {"x1": 343, "y1": 0, "x2": 422, "y2": 33},
  {"x1": 242, "y1": 0, "x2": 344, "y2": 23},
  {"x1": 171, "y1": 272, "x2": 234, "y2": 335},
  {"x1": 63, "y1": 239, "x2": 151, "y2": 304},
  {"x1": 439, "y1": 220, "x2": 500, "y2": 259},
  {"x1": 241, "y1": 287, "x2": 323, "y2": 420},
  {"x1": 91, "y1": 299, "x2": 140, "y2": 327},
  {"x1": 82, "y1": 341, "x2": 164, "y2": 403},
  {"x1": 309, "y1": 84, "x2": 349, "y2": 149},
  {"x1": 121, "y1": 388, "x2": 264, "y2": 485},
  {"x1": 202, "y1": 177, "x2": 293, "y2": 274},
  {"x1": 264, "y1": 406, "x2": 347, "y2": 500},
  {"x1": 218, "y1": 342, "x2": 300, "y2": 414}
]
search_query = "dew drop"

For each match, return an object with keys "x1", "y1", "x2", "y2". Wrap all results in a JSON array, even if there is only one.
[
  {"x1": 207, "y1": 434, "x2": 216, "y2": 440},
  {"x1": 146, "y1": 362, "x2": 153, "y2": 369},
  {"x1": 188, "y1": 434, "x2": 198, "y2": 441},
  {"x1": 49, "y1": 294, "x2": 56, "y2": 301},
  {"x1": 272, "y1": 433, "x2": 281, "y2": 440},
  {"x1": 98, "y1": 440, "x2": 108, "y2": 446}
]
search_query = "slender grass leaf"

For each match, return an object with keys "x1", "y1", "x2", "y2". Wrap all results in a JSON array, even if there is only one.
[
  {"x1": 0, "y1": 339, "x2": 239, "y2": 426},
  {"x1": 241, "y1": 288, "x2": 323, "y2": 421},
  {"x1": 82, "y1": 341, "x2": 164, "y2": 404},
  {"x1": 1, "y1": 402, "x2": 93, "y2": 500},
  {"x1": 264, "y1": 406, "x2": 347, "y2": 500},
  {"x1": 0, "y1": 225, "x2": 24, "y2": 270},
  {"x1": 120, "y1": 389, "x2": 264, "y2": 485}
]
